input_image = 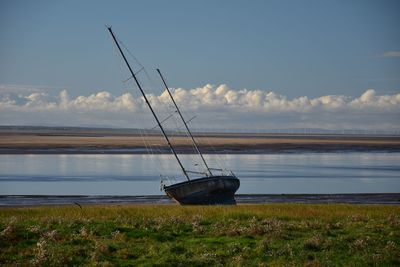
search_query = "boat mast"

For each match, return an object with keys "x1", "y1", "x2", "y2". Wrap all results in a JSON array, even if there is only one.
[
  {"x1": 107, "y1": 27, "x2": 190, "y2": 181},
  {"x1": 157, "y1": 69, "x2": 213, "y2": 177}
]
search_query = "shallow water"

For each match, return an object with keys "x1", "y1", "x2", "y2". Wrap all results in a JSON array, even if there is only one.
[{"x1": 0, "y1": 153, "x2": 399, "y2": 195}]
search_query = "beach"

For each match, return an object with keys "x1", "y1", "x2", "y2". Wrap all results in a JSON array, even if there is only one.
[{"x1": 1, "y1": 127, "x2": 399, "y2": 154}]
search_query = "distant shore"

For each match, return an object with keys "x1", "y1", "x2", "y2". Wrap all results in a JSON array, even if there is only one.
[
  {"x1": 1, "y1": 128, "x2": 399, "y2": 154},
  {"x1": 1, "y1": 193, "x2": 399, "y2": 206}
]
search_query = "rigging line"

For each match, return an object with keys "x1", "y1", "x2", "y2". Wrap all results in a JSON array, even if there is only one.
[
  {"x1": 185, "y1": 115, "x2": 197, "y2": 124},
  {"x1": 147, "y1": 131, "x2": 171, "y2": 175},
  {"x1": 169, "y1": 111, "x2": 202, "y2": 175},
  {"x1": 164, "y1": 101, "x2": 202, "y2": 174},
  {"x1": 152, "y1": 143, "x2": 167, "y2": 179},
  {"x1": 139, "y1": 128, "x2": 154, "y2": 156},
  {"x1": 173, "y1": 112, "x2": 207, "y2": 175},
  {"x1": 108, "y1": 27, "x2": 190, "y2": 181},
  {"x1": 119, "y1": 74, "x2": 154, "y2": 155},
  {"x1": 117, "y1": 39, "x2": 173, "y2": 109},
  {"x1": 135, "y1": 67, "x2": 145, "y2": 76},
  {"x1": 118, "y1": 37, "x2": 175, "y2": 111},
  {"x1": 173, "y1": 115, "x2": 197, "y2": 133},
  {"x1": 142, "y1": 67, "x2": 177, "y2": 112},
  {"x1": 183, "y1": 130, "x2": 204, "y2": 176},
  {"x1": 176, "y1": 112, "x2": 204, "y2": 172},
  {"x1": 122, "y1": 76, "x2": 133, "y2": 83},
  {"x1": 117, "y1": 39, "x2": 173, "y2": 113},
  {"x1": 198, "y1": 129, "x2": 226, "y2": 172},
  {"x1": 116, "y1": 37, "x2": 145, "y2": 69},
  {"x1": 157, "y1": 69, "x2": 213, "y2": 176},
  {"x1": 165, "y1": 93, "x2": 202, "y2": 165},
  {"x1": 111, "y1": 30, "x2": 211, "y2": 178},
  {"x1": 110, "y1": 33, "x2": 164, "y2": 178},
  {"x1": 150, "y1": 113, "x2": 174, "y2": 130},
  {"x1": 140, "y1": 123, "x2": 155, "y2": 153},
  {"x1": 113, "y1": 49, "x2": 162, "y2": 172},
  {"x1": 111, "y1": 38, "x2": 137, "y2": 96},
  {"x1": 188, "y1": 125, "x2": 216, "y2": 174}
]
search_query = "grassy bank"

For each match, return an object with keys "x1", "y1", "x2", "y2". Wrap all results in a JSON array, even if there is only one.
[{"x1": 1, "y1": 204, "x2": 399, "y2": 266}]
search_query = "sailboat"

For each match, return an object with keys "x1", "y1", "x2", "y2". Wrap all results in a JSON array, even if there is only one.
[{"x1": 107, "y1": 27, "x2": 240, "y2": 205}]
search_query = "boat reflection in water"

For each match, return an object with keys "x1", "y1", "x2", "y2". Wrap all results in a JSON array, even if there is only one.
[{"x1": 107, "y1": 27, "x2": 240, "y2": 205}]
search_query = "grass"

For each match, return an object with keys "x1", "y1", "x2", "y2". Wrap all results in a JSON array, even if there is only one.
[{"x1": 0, "y1": 204, "x2": 399, "y2": 266}]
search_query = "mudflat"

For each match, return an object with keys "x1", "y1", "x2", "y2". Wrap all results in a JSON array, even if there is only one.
[
  {"x1": 1, "y1": 194, "x2": 399, "y2": 206},
  {"x1": 0, "y1": 127, "x2": 399, "y2": 153}
]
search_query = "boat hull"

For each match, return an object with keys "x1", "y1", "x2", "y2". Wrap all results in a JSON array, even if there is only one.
[{"x1": 164, "y1": 175, "x2": 240, "y2": 205}]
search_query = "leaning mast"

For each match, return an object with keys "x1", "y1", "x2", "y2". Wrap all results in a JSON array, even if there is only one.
[
  {"x1": 107, "y1": 27, "x2": 190, "y2": 181},
  {"x1": 157, "y1": 69, "x2": 213, "y2": 177}
]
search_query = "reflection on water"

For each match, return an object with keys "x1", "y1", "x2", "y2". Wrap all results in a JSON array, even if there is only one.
[{"x1": 0, "y1": 153, "x2": 399, "y2": 195}]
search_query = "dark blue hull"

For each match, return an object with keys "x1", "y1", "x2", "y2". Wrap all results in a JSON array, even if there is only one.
[{"x1": 163, "y1": 175, "x2": 240, "y2": 205}]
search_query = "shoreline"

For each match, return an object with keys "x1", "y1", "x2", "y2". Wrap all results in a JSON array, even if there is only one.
[
  {"x1": 1, "y1": 193, "x2": 399, "y2": 206},
  {"x1": 2, "y1": 149, "x2": 399, "y2": 154},
  {"x1": 1, "y1": 132, "x2": 399, "y2": 154}
]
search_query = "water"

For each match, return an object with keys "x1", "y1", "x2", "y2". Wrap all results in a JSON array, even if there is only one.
[{"x1": 0, "y1": 153, "x2": 399, "y2": 195}]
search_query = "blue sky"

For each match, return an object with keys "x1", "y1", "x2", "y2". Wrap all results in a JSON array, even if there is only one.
[
  {"x1": 0, "y1": 0, "x2": 399, "y2": 131},
  {"x1": 1, "y1": 0, "x2": 399, "y2": 97}
]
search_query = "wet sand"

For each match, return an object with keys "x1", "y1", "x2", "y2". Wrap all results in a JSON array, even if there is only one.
[
  {"x1": 1, "y1": 194, "x2": 399, "y2": 206},
  {"x1": 1, "y1": 128, "x2": 399, "y2": 154}
]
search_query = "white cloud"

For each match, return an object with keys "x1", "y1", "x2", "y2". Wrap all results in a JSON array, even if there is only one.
[
  {"x1": 380, "y1": 51, "x2": 400, "y2": 58},
  {"x1": 0, "y1": 84, "x2": 399, "y2": 131}
]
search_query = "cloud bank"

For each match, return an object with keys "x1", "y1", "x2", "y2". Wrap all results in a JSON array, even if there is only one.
[{"x1": 1, "y1": 84, "x2": 399, "y2": 132}]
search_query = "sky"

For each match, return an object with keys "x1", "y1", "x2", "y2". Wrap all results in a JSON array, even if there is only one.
[{"x1": 0, "y1": 0, "x2": 399, "y2": 132}]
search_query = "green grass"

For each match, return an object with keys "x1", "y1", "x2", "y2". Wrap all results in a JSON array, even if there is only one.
[{"x1": 0, "y1": 204, "x2": 399, "y2": 266}]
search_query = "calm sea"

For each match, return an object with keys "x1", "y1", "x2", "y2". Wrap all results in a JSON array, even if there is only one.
[{"x1": 0, "y1": 153, "x2": 399, "y2": 195}]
